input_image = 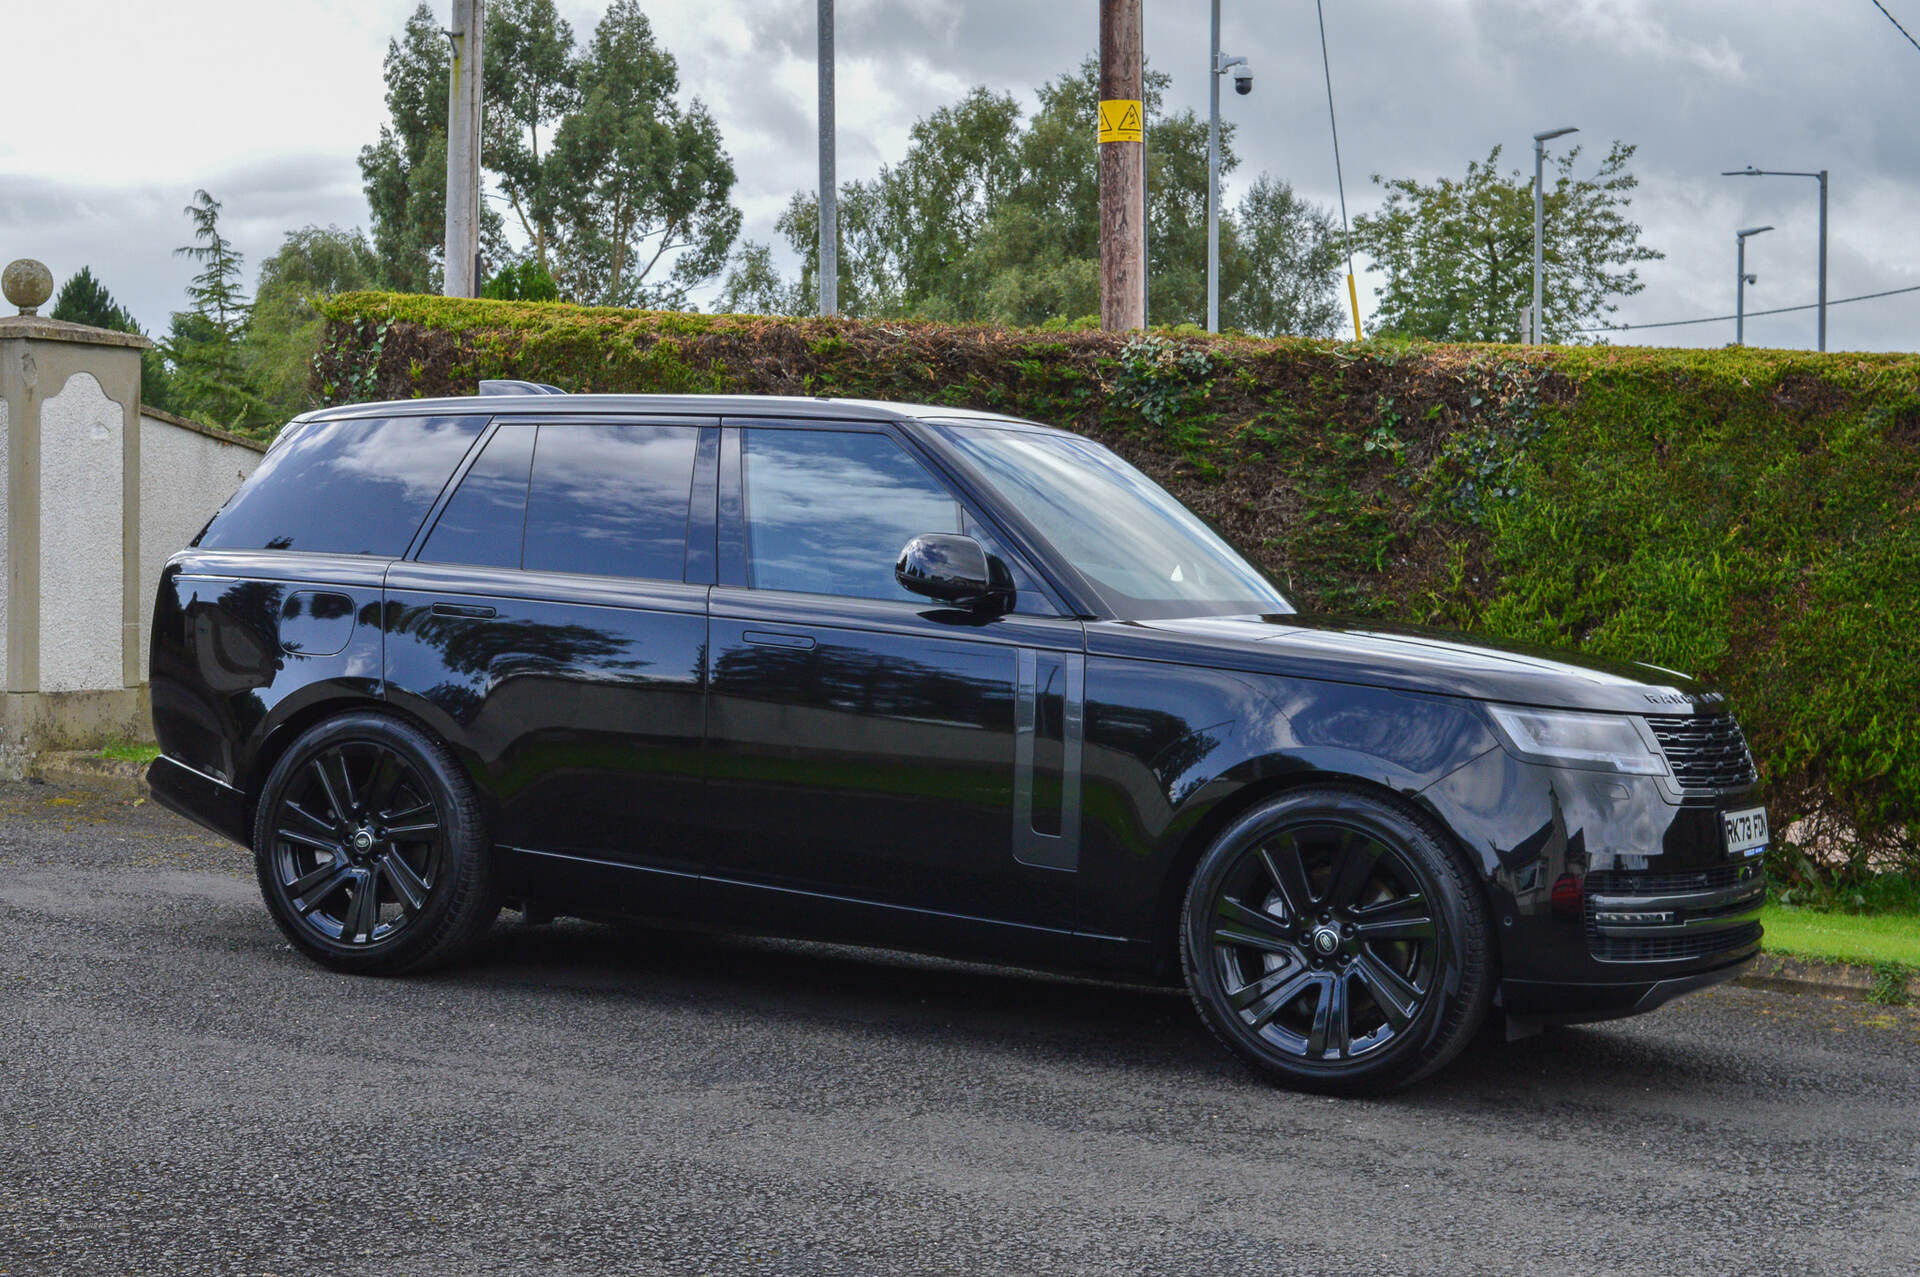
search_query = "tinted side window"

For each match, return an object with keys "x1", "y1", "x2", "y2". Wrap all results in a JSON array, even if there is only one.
[
  {"x1": 199, "y1": 415, "x2": 487, "y2": 556},
  {"x1": 419, "y1": 424, "x2": 535, "y2": 568},
  {"x1": 522, "y1": 423, "x2": 698, "y2": 580},
  {"x1": 743, "y1": 429, "x2": 960, "y2": 602}
]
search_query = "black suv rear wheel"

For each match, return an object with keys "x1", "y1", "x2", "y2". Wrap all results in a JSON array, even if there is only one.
[
  {"x1": 1180, "y1": 788, "x2": 1493, "y2": 1094},
  {"x1": 252, "y1": 712, "x2": 498, "y2": 974}
]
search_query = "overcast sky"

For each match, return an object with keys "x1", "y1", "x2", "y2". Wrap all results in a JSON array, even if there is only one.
[{"x1": 4, "y1": 0, "x2": 1916, "y2": 351}]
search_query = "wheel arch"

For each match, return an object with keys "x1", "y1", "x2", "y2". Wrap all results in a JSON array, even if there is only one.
[
  {"x1": 241, "y1": 696, "x2": 452, "y2": 836},
  {"x1": 1145, "y1": 768, "x2": 1499, "y2": 983}
]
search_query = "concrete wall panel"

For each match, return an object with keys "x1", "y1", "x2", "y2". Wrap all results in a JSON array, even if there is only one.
[
  {"x1": 39, "y1": 372, "x2": 123, "y2": 694},
  {"x1": 138, "y1": 414, "x2": 259, "y2": 680}
]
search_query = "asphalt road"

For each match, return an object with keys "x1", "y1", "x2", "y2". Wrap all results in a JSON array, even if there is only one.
[{"x1": 2, "y1": 778, "x2": 1917, "y2": 1276}]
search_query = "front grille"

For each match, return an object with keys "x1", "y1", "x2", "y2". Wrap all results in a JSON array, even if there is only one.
[
  {"x1": 1645, "y1": 713, "x2": 1759, "y2": 792},
  {"x1": 1587, "y1": 922, "x2": 1761, "y2": 964},
  {"x1": 1586, "y1": 862, "x2": 1759, "y2": 897}
]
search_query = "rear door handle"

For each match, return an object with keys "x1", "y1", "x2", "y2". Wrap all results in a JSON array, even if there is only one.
[
  {"x1": 431, "y1": 601, "x2": 497, "y2": 619},
  {"x1": 743, "y1": 630, "x2": 814, "y2": 650}
]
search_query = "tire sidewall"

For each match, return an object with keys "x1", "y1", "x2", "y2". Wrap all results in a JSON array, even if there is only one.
[
  {"x1": 1181, "y1": 788, "x2": 1488, "y2": 1093},
  {"x1": 252, "y1": 711, "x2": 485, "y2": 974}
]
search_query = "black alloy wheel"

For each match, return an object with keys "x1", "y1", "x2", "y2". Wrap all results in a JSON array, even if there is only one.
[
  {"x1": 253, "y1": 712, "x2": 497, "y2": 974},
  {"x1": 1181, "y1": 788, "x2": 1492, "y2": 1094}
]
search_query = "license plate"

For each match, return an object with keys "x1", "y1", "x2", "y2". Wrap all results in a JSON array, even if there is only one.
[{"x1": 1723, "y1": 806, "x2": 1769, "y2": 858}]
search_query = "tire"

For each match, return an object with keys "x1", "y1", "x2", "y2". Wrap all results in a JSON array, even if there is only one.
[
  {"x1": 1179, "y1": 787, "x2": 1493, "y2": 1095},
  {"x1": 252, "y1": 711, "x2": 498, "y2": 975}
]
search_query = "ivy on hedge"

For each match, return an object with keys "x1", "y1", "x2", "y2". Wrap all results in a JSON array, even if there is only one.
[{"x1": 313, "y1": 291, "x2": 1920, "y2": 881}]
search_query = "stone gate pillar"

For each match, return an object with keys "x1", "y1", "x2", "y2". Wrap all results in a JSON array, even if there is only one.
[{"x1": 1, "y1": 258, "x2": 149, "y2": 776}]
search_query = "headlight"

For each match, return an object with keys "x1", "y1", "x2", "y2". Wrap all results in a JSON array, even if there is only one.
[{"x1": 1485, "y1": 705, "x2": 1668, "y2": 776}]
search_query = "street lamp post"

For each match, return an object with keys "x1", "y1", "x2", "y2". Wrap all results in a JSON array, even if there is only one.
[
  {"x1": 1207, "y1": 0, "x2": 1251, "y2": 333},
  {"x1": 1530, "y1": 126, "x2": 1578, "y2": 345},
  {"x1": 1722, "y1": 166, "x2": 1828, "y2": 350},
  {"x1": 1736, "y1": 225, "x2": 1772, "y2": 346}
]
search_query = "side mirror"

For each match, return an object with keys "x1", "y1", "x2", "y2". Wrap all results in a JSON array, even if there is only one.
[{"x1": 895, "y1": 534, "x2": 1014, "y2": 613}]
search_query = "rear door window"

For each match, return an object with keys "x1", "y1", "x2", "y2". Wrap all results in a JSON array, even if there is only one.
[
  {"x1": 419, "y1": 424, "x2": 535, "y2": 569},
  {"x1": 198, "y1": 415, "x2": 488, "y2": 556},
  {"x1": 521, "y1": 423, "x2": 699, "y2": 580}
]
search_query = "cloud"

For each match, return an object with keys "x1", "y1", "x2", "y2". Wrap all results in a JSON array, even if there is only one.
[{"x1": 4, "y1": 0, "x2": 1914, "y2": 351}]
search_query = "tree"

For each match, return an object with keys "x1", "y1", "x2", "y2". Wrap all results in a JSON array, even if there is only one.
[
  {"x1": 481, "y1": 259, "x2": 560, "y2": 301},
  {"x1": 1352, "y1": 142, "x2": 1661, "y2": 342},
  {"x1": 720, "y1": 56, "x2": 1336, "y2": 331},
  {"x1": 715, "y1": 241, "x2": 806, "y2": 316},
  {"x1": 247, "y1": 226, "x2": 383, "y2": 421},
  {"x1": 548, "y1": 1, "x2": 740, "y2": 308},
  {"x1": 483, "y1": 0, "x2": 579, "y2": 277},
  {"x1": 1225, "y1": 176, "x2": 1344, "y2": 338},
  {"x1": 358, "y1": 4, "x2": 454, "y2": 292},
  {"x1": 168, "y1": 189, "x2": 262, "y2": 427},
  {"x1": 361, "y1": 1, "x2": 737, "y2": 307},
  {"x1": 51, "y1": 267, "x2": 179, "y2": 411}
]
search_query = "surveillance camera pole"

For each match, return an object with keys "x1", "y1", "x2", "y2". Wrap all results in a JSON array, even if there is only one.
[
  {"x1": 1736, "y1": 225, "x2": 1772, "y2": 346},
  {"x1": 1530, "y1": 126, "x2": 1577, "y2": 344},
  {"x1": 1207, "y1": 0, "x2": 1249, "y2": 334},
  {"x1": 817, "y1": 0, "x2": 838, "y2": 317},
  {"x1": 443, "y1": 0, "x2": 485, "y2": 298}
]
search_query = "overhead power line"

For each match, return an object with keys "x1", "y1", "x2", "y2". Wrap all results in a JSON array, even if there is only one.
[
  {"x1": 1573, "y1": 283, "x2": 1920, "y2": 334},
  {"x1": 1870, "y1": 0, "x2": 1920, "y2": 54}
]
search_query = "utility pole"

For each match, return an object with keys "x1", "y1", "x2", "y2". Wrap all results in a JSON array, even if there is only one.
[
  {"x1": 817, "y1": 0, "x2": 838, "y2": 317},
  {"x1": 443, "y1": 0, "x2": 484, "y2": 298},
  {"x1": 1098, "y1": 0, "x2": 1145, "y2": 332}
]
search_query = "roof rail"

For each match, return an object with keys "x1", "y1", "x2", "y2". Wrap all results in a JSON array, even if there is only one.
[{"x1": 478, "y1": 379, "x2": 567, "y2": 396}]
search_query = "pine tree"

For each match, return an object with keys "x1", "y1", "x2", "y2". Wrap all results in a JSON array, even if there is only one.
[
  {"x1": 169, "y1": 190, "x2": 262, "y2": 426},
  {"x1": 51, "y1": 267, "x2": 181, "y2": 412}
]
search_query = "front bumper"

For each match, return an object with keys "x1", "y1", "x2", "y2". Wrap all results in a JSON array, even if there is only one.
[{"x1": 1421, "y1": 743, "x2": 1766, "y2": 1018}]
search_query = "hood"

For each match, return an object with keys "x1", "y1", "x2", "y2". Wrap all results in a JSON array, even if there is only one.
[{"x1": 1085, "y1": 613, "x2": 1727, "y2": 716}]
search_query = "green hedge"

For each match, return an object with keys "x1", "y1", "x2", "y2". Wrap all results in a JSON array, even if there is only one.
[{"x1": 314, "y1": 291, "x2": 1920, "y2": 881}]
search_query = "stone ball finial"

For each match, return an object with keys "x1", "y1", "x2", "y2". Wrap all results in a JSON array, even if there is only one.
[{"x1": 4, "y1": 258, "x2": 55, "y2": 315}]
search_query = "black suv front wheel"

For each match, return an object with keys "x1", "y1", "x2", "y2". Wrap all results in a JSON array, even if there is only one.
[
  {"x1": 253, "y1": 712, "x2": 498, "y2": 974},
  {"x1": 1181, "y1": 788, "x2": 1493, "y2": 1094}
]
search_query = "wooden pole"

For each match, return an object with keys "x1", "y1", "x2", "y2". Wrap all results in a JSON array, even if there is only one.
[
  {"x1": 1098, "y1": 0, "x2": 1145, "y2": 332},
  {"x1": 444, "y1": 0, "x2": 484, "y2": 297}
]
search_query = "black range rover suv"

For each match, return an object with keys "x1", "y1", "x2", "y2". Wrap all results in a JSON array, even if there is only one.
[{"x1": 148, "y1": 387, "x2": 1767, "y2": 1093}]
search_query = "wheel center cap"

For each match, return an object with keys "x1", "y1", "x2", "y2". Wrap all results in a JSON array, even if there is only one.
[
  {"x1": 351, "y1": 829, "x2": 375, "y2": 853},
  {"x1": 1311, "y1": 926, "x2": 1341, "y2": 956}
]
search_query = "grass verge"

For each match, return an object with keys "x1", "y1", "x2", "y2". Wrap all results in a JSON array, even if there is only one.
[
  {"x1": 96, "y1": 741, "x2": 161, "y2": 766},
  {"x1": 1761, "y1": 903, "x2": 1920, "y2": 968}
]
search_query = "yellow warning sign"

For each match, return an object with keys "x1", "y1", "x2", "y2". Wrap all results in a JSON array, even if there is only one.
[{"x1": 1098, "y1": 99, "x2": 1143, "y2": 144}]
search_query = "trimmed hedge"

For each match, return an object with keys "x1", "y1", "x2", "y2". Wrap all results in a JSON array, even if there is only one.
[{"x1": 314, "y1": 291, "x2": 1920, "y2": 881}]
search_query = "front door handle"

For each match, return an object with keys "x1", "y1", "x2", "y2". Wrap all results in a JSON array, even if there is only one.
[
  {"x1": 743, "y1": 630, "x2": 814, "y2": 650},
  {"x1": 431, "y1": 601, "x2": 497, "y2": 619}
]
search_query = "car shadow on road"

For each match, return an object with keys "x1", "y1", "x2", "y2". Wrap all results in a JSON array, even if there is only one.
[{"x1": 447, "y1": 914, "x2": 1736, "y2": 1101}]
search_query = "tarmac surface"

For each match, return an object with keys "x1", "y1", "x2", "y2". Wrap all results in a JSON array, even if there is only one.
[{"x1": 2, "y1": 777, "x2": 1917, "y2": 1276}]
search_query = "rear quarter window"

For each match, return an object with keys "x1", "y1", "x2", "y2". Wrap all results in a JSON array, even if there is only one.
[{"x1": 197, "y1": 415, "x2": 489, "y2": 556}]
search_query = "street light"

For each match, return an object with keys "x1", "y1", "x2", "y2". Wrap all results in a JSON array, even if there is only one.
[
  {"x1": 1736, "y1": 225, "x2": 1773, "y2": 346},
  {"x1": 1206, "y1": 0, "x2": 1252, "y2": 333},
  {"x1": 1722, "y1": 165, "x2": 1829, "y2": 350},
  {"x1": 1530, "y1": 126, "x2": 1578, "y2": 345}
]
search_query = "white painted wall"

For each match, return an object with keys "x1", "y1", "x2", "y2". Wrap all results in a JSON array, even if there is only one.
[
  {"x1": 137, "y1": 413, "x2": 259, "y2": 679},
  {"x1": 38, "y1": 372, "x2": 123, "y2": 694}
]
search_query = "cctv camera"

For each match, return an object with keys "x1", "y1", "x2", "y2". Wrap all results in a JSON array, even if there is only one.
[{"x1": 1234, "y1": 66, "x2": 1254, "y2": 95}]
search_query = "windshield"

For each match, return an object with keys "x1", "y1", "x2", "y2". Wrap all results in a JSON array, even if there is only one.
[{"x1": 935, "y1": 423, "x2": 1293, "y2": 620}]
